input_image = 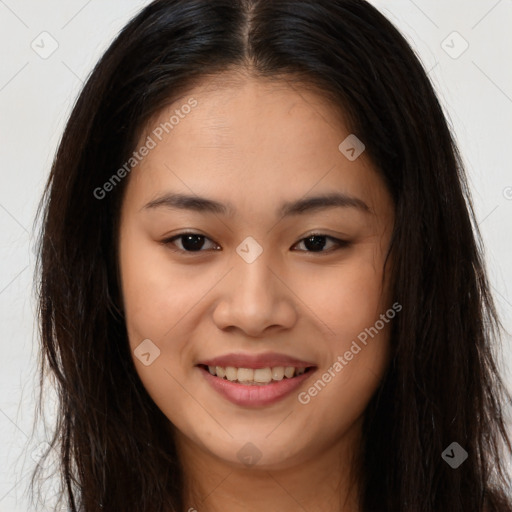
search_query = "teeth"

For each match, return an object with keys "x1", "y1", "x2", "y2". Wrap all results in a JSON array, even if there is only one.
[
  {"x1": 271, "y1": 367, "x2": 284, "y2": 381},
  {"x1": 205, "y1": 365, "x2": 310, "y2": 384},
  {"x1": 284, "y1": 366, "x2": 295, "y2": 378},
  {"x1": 225, "y1": 366, "x2": 238, "y2": 381},
  {"x1": 237, "y1": 368, "x2": 254, "y2": 383},
  {"x1": 254, "y1": 368, "x2": 272, "y2": 383}
]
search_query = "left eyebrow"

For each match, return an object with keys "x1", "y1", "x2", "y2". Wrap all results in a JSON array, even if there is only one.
[
  {"x1": 141, "y1": 191, "x2": 372, "y2": 217},
  {"x1": 278, "y1": 192, "x2": 371, "y2": 216}
]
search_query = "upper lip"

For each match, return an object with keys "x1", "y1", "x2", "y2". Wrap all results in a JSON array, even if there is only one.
[{"x1": 197, "y1": 352, "x2": 316, "y2": 370}]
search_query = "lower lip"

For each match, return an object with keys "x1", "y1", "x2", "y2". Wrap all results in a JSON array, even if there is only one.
[{"x1": 198, "y1": 366, "x2": 316, "y2": 407}]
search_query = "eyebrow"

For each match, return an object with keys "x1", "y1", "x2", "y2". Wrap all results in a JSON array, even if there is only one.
[{"x1": 142, "y1": 191, "x2": 372, "y2": 217}]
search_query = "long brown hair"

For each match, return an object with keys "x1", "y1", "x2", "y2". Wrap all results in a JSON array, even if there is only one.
[{"x1": 31, "y1": 0, "x2": 512, "y2": 510}]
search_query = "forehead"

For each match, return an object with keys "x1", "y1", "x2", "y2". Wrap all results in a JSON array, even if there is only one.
[
  {"x1": 125, "y1": 71, "x2": 388, "y2": 217},
  {"x1": 140, "y1": 71, "x2": 350, "y2": 160}
]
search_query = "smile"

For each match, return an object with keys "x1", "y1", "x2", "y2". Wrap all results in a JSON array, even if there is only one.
[
  {"x1": 203, "y1": 364, "x2": 310, "y2": 384},
  {"x1": 197, "y1": 364, "x2": 317, "y2": 407}
]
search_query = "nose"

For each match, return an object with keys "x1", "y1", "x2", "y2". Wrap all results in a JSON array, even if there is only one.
[{"x1": 212, "y1": 249, "x2": 298, "y2": 337}]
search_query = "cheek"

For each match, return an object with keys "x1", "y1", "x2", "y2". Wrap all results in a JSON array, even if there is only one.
[
  {"x1": 119, "y1": 229, "x2": 199, "y2": 343},
  {"x1": 298, "y1": 252, "x2": 390, "y2": 342},
  {"x1": 119, "y1": 237, "x2": 194, "y2": 418},
  {"x1": 119, "y1": 230, "x2": 212, "y2": 409},
  {"x1": 295, "y1": 251, "x2": 392, "y2": 409},
  {"x1": 299, "y1": 292, "x2": 392, "y2": 439}
]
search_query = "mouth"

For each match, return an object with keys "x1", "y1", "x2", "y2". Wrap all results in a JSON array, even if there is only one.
[
  {"x1": 198, "y1": 364, "x2": 316, "y2": 385},
  {"x1": 196, "y1": 358, "x2": 318, "y2": 407}
]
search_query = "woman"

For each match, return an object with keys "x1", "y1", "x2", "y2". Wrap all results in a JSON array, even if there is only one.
[{"x1": 31, "y1": 0, "x2": 512, "y2": 510}]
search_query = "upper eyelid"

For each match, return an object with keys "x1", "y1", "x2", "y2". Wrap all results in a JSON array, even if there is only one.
[
  {"x1": 164, "y1": 232, "x2": 219, "y2": 251},
  {"x1": 164, "y1": 232, "x2": 346, "y2": 251}
]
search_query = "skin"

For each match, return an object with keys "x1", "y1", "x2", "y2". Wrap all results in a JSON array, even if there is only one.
[{"x1": 118, "y1": 69, "x2": 395, "y2": 512}]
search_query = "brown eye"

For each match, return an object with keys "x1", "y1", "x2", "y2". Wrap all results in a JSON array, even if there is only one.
[
  {"x1": 162, "y1": 233, "x2": 219, "y2": 253},
  {"x1": 162, "y1": 232, "x2": 349, "y2": 255},
  {"x1": 292, "y1": 234, "x2": 350, "y2": 253}
]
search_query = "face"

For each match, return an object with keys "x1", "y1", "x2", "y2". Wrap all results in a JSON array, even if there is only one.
[{"x1": 118, "y1": 71, "x2": 395, "y2": 472}]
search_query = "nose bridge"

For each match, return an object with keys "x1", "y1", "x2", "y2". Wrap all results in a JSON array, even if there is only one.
[
  {"x1": 231, "y1": 238, "x2": 279, "y2": 308},
  {"x1": 212, "y1": 236, "x2": 297, "y2": 334}
]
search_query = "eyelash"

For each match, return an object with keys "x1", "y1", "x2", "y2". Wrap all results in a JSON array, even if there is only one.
[{"x1": 161, "y1": 232, "x2": 350, "y2": 255}]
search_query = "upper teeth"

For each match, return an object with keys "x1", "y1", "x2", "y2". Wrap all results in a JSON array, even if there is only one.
[{"x1": 207, "y1": 365, "x2": 307, "y2": 384}]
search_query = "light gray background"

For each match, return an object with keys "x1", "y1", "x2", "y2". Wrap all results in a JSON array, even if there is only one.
[{"x1": 1, "y1": 1, "x2": 511, "y2": 510}]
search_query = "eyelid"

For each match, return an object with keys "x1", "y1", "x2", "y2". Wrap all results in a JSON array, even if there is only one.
[
  {"x1": 291, "y1": 233, "x2": 350, "y2": 253},
  {"x1": 162, "y1": 232, "x2": 220, "y2": 253},
  {"x1": 162, "y1": 231, "x2": 350, "y2": 254}
]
